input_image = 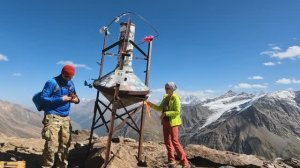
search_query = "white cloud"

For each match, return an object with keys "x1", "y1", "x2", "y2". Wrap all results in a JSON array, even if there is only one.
[
  {"x1": 261, "y1": 45, "x2": 300, "y2": 59},
  {"x1": 176, "y1": 89, "x2": 217, "y2": 99},
  {"x1": 272, "y1": 46, "x2": 281, "y2": 51},
  {"x1": 81, "y1": 98, "x2": 92, "y2": 102},
  {"x1": 204, "y1": 89, "x2": 216, "y2": 93},
  {"x1": 263, "y1": 62, "x2": 276, "y2": 66},
  {"x1": 268, "y1": 43, "x2": 277, "y2": 47},
  {"x1": 148, "y1": 88, "x2": 165, "y2": 103},
  {"x1": 248, "y1": 76, "x2": 264, "y2": 80},
  {"x1": 276, "y1": 78, "x2": 300, "y2": 85},
  {"x1": 260, "y1": 51, "x2": 274, "y2": 56},
  {"x1": 56, "y1": 60, "x2": 91, "y2": 70},
  {"x1": 12, "y1": 73, "x2": 22, "y2": 77},
  {"x1": 273, "y1": 46, "x2": 300, "y2": 59},
  {"x1": 234, "y1": 83, "x2": 268, "y2": 89},
  {"x1": 151, "y1": 88, "x2": 216, "y2": 96},
  {"x1": 0, "y1": 54, "x2": 8, "y2": 62},
  {"x1": 149, "y1": 88, "x2": 217, "y2": 103},
  {"x1": 151, "y1": 88, "x2": 165, "y2": 93}
]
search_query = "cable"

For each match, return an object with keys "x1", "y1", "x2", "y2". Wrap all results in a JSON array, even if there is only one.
[{"x1": 103, "y1": 12, "x2": 159, "y2": 45}]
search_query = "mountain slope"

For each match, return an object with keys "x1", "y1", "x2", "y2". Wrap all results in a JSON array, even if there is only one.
[
  {"x1": 2, "y1": 134, "x2": 299, "y2": 168},
  {"x1": 0, "y1": 100, "x2": 43, "y2": 138},
  {"x1": 180, "y1": 104, "x2": 213, "y2": 134},
  {"x1": 70, "y1": 99, "x2": 95, "y2": 130},
  {"x1": 180, "y1": 90, "x2": 300, "y2": 160},
  {"x1": 70, "y1": 98, "x2": 119, "y2": 136},
  {"x1": 113, "y1": 103, "x2": 163, "y2": 142}
]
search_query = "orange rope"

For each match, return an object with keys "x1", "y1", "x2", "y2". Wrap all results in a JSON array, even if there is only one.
[{"x1": 143, "y1": 101, "x2": 151, "y2": 119}]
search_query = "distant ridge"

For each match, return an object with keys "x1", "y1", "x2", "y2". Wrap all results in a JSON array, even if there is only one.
[{"x1": 0, "y1": 99, "x2": 43, "y2": 138}]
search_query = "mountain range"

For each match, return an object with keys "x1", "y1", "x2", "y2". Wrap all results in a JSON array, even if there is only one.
[
  {"x1": 180, "y1": 90, "x2": 300, "y2": 160},
  {"x1": 88, "y1": 90, "x2": 300, "y2": 160},
  {"x1": 1, "y1": 89, "x2": 300, "y2": 161}
]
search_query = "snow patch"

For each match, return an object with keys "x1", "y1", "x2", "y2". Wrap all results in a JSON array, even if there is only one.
[
  {"x1": 267, "y1": 90, "x2": 295, "y2": 100},
  {"x1": 181, "y1": 95, "x2": 202, "y2": 105},
  {"x1": 201, "y1": 96, "x2": 252, "y2": 128},
  {"x1": 266, "y1": 90, "x2": 297, "y2": 107},
  {"x1": 238, "y1": 94, "x2": 266, "y2": 114}
]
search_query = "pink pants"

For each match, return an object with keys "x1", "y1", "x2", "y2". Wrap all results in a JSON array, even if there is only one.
[{"x1": 162, "y1": 117, "x2": 189, "y2": 166}]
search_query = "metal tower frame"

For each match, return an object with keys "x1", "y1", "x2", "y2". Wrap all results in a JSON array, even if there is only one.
[{"x1": 87, "y1": 19, "x2": 153, "y2": 167}]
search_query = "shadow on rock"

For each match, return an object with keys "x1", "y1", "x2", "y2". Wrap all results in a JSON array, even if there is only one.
[
  {"x1": 68, "y1": 142, "x2": 110, "y2": 168},
  {"x1": 0, "y1": 150, "x2": 42, "y2": 168}
]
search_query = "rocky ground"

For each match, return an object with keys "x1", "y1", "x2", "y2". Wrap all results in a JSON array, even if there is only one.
[{"x1": 0, "y1": 130, "x2": 299, "y2": 168}]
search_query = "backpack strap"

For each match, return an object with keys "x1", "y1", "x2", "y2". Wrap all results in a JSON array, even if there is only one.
[
  {"x1": 51, "y1": 77, "x2": 61, "y2": 96},
  {"x1": 162, "y1": 95, "x2": 171, "y2": 113},
  {"x1": 53, "y1": 76, "x2": 74, "y2": 95},
  {"x1": 68, "y1": 80, "x2": 75, "y2": 94}
]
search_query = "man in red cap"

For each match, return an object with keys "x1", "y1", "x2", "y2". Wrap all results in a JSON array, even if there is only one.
[{"x1": 40, "y1": 64, "x2": 79, "y2": 168}]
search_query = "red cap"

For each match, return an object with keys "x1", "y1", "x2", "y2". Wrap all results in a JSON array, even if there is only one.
[{"x1": 61, "y1": 64, "x2": 75, "y2": 77}]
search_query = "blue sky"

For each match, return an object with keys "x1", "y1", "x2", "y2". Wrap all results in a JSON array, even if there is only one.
[{"x1": 1, "y1": 0, "x2": 300, "y2": 107}]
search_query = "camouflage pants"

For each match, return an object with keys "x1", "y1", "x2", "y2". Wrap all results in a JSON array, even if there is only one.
[{"x1": 41, "y1": 114, "x2": 72, "y2": 168}]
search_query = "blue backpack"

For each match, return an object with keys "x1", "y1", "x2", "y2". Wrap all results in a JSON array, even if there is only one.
[{"x1": 32, "y1": 79, "x2": 60, "y2": 111}]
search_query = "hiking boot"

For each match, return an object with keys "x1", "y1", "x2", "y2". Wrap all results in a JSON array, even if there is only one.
[
  {"x1": 168, "y1": 160, "x2": 177, "y2": 168},
  {"x1": 182, "y1": 164, "x2": 191, "y2": 168}
]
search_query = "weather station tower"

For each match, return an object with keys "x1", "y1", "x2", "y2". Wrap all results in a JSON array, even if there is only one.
[{"x1": 86, "y1": 12, "x2": 158, "y2": 167}]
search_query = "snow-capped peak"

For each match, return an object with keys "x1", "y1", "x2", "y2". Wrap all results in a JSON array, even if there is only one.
[
  {"x1": 265, "y1": 90, "x2": 297, "y2": 107},
  {"x1": 180, "y1": 95, "x2": 202, "y2": 105},
  {"x1": 266, "y1": 90, "x2": 295, "y2": 100},
  {"x1": 219, "y1": 90, "x2": 237, "y2": 99}
]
